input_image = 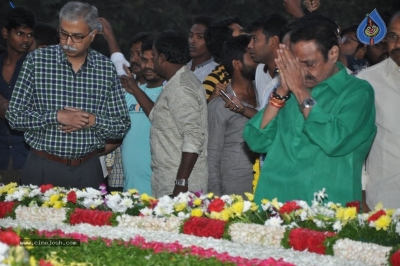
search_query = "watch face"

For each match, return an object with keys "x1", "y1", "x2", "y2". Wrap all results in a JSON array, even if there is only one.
[{"x1": 305, "y1": 98, "x2": 316, "y2": 108}]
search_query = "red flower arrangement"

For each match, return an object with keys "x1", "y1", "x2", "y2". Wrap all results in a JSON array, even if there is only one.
[
  {"x1": 69, "y1": 208, "x2": 113, "y2": 226},
  {"x1": 0, "y1": 230, "x2": 20, "y2": 246},
  {"x1": 368, "y1": 209, "x2": 386, "y2": 222},
  {"x1": 279, "y1": 201, "x2": 301, "y2": 214},
  {"x1": 0, "y1": 202, "x2": 16, "y2": 218},
  {"x1": 346, "y1": 201, "x2": 361, "y2": 213},
  {"x1": 40, "y1": 184, "x2": 54, "y2": 193},
  {"x1": 66, "y1": 191, "x2": 77, "y2": 204},
  {"x1": 208, "y1": 198, "x2": 225, "y2": 213},
  {"x1": 183, "y1": 217, "x2": 226, "y2": 239},
  {"x1": 289, "y1": 228, "x2": 336, "y2": 255},
  {"x1": 391, "y1": 249, "x2": 400, "y2": 266}
]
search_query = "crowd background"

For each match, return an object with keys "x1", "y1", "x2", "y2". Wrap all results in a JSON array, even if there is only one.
[{"x1": 1, "y1": 0, "x2": 399, "y2": 57}]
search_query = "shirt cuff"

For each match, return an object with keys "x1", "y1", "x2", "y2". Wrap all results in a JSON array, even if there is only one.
[
  {"x1": 110, "y1": 52, "x2": 130, "y2": 76},
  {"x1": 182, "y1": 142, "x2": 201, "y2": 154}
]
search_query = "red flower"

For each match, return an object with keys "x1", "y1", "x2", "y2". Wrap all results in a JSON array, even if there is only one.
[
  {"x1": 39, "y1": 259, "x2": 54, "y2": 266},
  {"x1": 40, "y1": 184, "x2": 54, "y2": 193},
  {"x1": 0, "y1": 202, "x2": 16, "y2": 218},
  {"x1": 391, "y1": 249, "x2": 400, "y2": 266},
  {"x1": 149, "y1": 199, "x2": 158, "y2": 209},
  {"x1": 279, "y1": 201, "x2": 301, "y2": 214},
  {"x1": 368, "y1": 209, "x2": 386, "y2": 222},
  {"x1": 69, "y1": 209, "x2": 113, "y2": 226},
  {"x1": 183, "y1": 217, "x2": 226, "y2": 239},
  {"x1": 66, "y1": 191, "x2": 77, "y2": 204},
  {"x1": 346, "y1": 201, "x2": 361, "y2": 213},
  {"x1": 0, "y1": 230, "x2": 20, "y2": 246},
  {"x1": 289, "y1": 228, "x2": 336, "y2": 255},
  {"x1": 208, "y1": 198, "x2": 225, "y2": 213}
]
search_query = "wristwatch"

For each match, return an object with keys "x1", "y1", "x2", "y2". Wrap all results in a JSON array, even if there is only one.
[
  {"x1": 175, "y1": 179, "x2": 188, "y2": 186},
  {"x1": 299, "y1": 97, "x2": 317, "y2": 112}
]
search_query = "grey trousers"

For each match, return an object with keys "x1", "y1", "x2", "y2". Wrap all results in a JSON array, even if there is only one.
[{"x1": 21, "y1": 151, "x2": 104, "y2": 189}]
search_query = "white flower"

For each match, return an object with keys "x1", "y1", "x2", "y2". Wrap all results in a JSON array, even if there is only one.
[
  {"x1": 220, "y1": 195, "x2": 232, "y2": 205},
  {"x1": 264, "y1": 216, "x2": 283, "y2": 228},
  {"x1": 28, "y1": 188, "x2": 41, "y2": 197},
  {"x1": 243, "y1": 201, "x2": 252, "y2": 212},
  {"x1": 85, "y1": 187, "x2": 102, "y2": 197},
  {"x1": 177, "y1": 211, "x2": 190, "y2": 219},
  {"x1": 333, "y1": 220, "x2": 342, "y2": 232},
  {"x1": 139, "y1": 207, "x2": 153, "y2": 216},
  {"x1": 395, "y1": 222, "x2": 400, "y2": 235},
  {"x1": 314, "y1": 188, "x2": 328, "y2": 203},
  {"x1": 297, "y1": 200, "x2": 309, "y2": 209},
  {"x1": 315, "y1": 219, "x2": 324, "y2": 228},
  {"x1": 120, "y1": 197, "x2": 133, "y2": 209}
]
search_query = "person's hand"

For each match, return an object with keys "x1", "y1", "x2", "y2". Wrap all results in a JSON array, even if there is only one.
[
  {"x1": 303, "y1": 0, "x2": 320, "y2": 12},
  {"x1": 222, "y1": 94, "x2": 245, "y2": 114},
  {"x1": 208, "y1": 83, "x2": 228, "y2": 102},
  {"x1": 172, "y1": 185, "x2": 188, "y2": 197},
  {"x1": 120, "y1": 65, "x2": 139, "y2": 94},
  {"x1": 283, "y1": 0, "x2": 305, "y2": 18},
  {"x1": 97, "y1": 17, "x2": 114, "y2": 39},
  {"x1": 275, "y1": 44, "x2": 307, "y2": 96},
  {"x1": 57, "y1": 107, "x2": 95, "y2": 133}
]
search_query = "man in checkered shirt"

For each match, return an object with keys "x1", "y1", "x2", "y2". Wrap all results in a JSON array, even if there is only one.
[{"x1": 6, "y1": 1, "x2": 130, "y2": 189}]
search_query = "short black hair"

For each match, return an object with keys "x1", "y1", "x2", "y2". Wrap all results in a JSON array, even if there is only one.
[
  {"x1": 34, "y1": 22, "x2": 58, "y2": 46},
  {"x1": 128, "y1": 32, "x2": 152, "y2": 48},
  {"x1": 154, "y1": 31, "x2": 190, "y2": 64},
  {"x1": 221, "y1": 35, "x2": 251, "y2": 76},
  {"x1": 4, "y1": 7, "x2": 36, "y2": 31},
  {"x1": 141, "y1": 36, "x2": 155, "y2": 52},
  {"x1": 247, "y1": 14, "x2": 287, "y2": 40},
  {"x1": 290, "y1": 15, "x2": 339, "y2": 61},
  {"x1": 340, "y1": 25, "x2": 358, "y2": 37},
  {"x1": 193, "y1": 15, "x2": 214, "y2": 28},
  {"x1": 205, "y1": 17, "x2": 242, "y2": 60},
  {"x1": 279, "y1": 19, "x2": 299, "y2": 43}
]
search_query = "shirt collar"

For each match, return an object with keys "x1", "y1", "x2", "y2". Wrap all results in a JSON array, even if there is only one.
[
  {"x1": 56, "y1": 44, "x2": 96, "y2": 68},
  {"x1": 385, "y1": 57, "x2": 400, "y2": 77},
  {"x1": 187, "y1": 57, "x2": 215, "y2": 69},
  {"x1": 318, "y1": 62, "x2": 348, "y2": 95}
]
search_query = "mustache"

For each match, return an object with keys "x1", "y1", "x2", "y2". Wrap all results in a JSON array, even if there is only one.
[
  {"x1": 62, "y1": 45, "x2": 77, "y2": 51},
  {"x1": 130, "y1": 62, "x2": 141, "y2": 68},
  {"x1": 305, "y1": 75, "x2": 316, "y2": 81},
  {"x1": 142, "y1": 68, "x2": 155, "y2": 73},
  {"x1": 391, "y1": 48, "x2": 400, "y2": 54}
]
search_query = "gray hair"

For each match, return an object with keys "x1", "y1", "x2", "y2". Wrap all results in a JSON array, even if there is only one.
[{"x1": 59, "y1": 1, "x2": 98, "y2": 31}]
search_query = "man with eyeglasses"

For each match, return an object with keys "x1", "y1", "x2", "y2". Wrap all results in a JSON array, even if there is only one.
[
  {"x1": 6, "y1": 1, "x2": 130, "y2": 189},
  {"x1": 357, "y1": 12, "x2": 400, "y2": 210},
  {"x1": 338, "y1": 25, "x2": 369, "y2": 73}
]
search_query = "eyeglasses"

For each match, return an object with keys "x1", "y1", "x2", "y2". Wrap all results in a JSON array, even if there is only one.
[
  {"x1": 339, "y1": 35, "x2": 359, "y2": 44},
  {"x1": 58, "y1": 30, "x2": 93, "y2": 43}
]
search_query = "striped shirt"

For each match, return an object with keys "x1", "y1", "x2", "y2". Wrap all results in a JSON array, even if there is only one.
[
  {"x1": 202, "y1": 63, "x2": 231, "y2": 100},
  {"x1": 6, "y1": 45, "x2": 130, "y2": 159}
]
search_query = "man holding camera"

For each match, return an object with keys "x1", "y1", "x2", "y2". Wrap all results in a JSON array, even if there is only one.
[{"x1": 6, "y1": 1, "x2": 129, "y2": 189}]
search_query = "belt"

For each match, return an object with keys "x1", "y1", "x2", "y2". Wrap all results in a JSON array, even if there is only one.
[{"x1": 31, "y1": 148, "x2": 97, "y2": 166}]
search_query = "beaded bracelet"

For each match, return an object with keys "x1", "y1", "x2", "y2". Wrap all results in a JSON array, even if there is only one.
[
  {"x1": 272, "y1": 88, "x2": 291, "y2": 101},
  {"x1": 269, "y1": 94, "x2": 286, "y2": 108}
]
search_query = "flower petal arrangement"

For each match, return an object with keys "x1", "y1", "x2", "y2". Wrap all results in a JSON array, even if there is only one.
[{"x1": 0, "y1": 183, "x2": 399, "y2": 265}]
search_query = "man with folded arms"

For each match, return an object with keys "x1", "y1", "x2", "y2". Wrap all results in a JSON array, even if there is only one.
[{"x1": 6, "y1": 1, "x2": 129, "y2": 189}]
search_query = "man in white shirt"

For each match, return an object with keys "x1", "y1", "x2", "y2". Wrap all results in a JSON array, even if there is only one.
[
  {"x1": 357, "y1": 12, "x2": 400, "y2": 209},
  {"x1": 247, "y1": 14, "x2": 287, "y2": 108}
]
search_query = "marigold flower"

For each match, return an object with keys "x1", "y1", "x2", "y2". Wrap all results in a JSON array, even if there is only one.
[
  {"x1": 232, "y1": 202, "x2": 244, "y2": 216},
  {"x1": 193, "y1": 198, "x2": 202, "y2": 206},
  {"x1": 191, "y1": 208, "x2": 203, "y2": 217},
  {"x1": 49, "y1": 194, "x2": 60, "y2": 204},
  {"x1": 335, "y1": 207, "x2": 345, "y2": 220},
  {"x1": 174, "y1": 202, "x2": 186, "y2": 212},
  {"x1": 53, "y1": 201, "x2": 64, "y2": 209},
  {"x1": 140, "y1": 193, "x2": 150, "y2": 202},
  {"x1": 207, "y1": 192, "x2": 214, "y2": 199},
  {"x1": 375, "y1": 215, "x2": 391, "y2": 231},
  {"x1": 221, "y1": 209, "x2": 231, "y2": 221},
  {"x1": 343, "y1": 207, "x2": 357, "y2": 220},
  {"x1": 128, "y1": 189, "x2": 138, "y2": 194},
  {"x1": 245, "y1": 192, "x2": 254, "y2": 202}
]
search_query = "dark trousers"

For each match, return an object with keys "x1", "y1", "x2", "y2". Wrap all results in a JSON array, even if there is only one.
[
  {"x1": 0, "y1": 156, "x2": 21, "y2": 185},
  {"x1": 21, "y1": 151, "x2": 104, "y2": 189}
]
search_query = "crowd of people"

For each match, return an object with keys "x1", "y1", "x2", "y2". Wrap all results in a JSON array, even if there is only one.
[{"x1": 1, "y1": 1, "x2": 399, "y2": 211}]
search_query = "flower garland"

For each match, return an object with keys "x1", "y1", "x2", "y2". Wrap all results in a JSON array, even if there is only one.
[{"x1": 1, "y1": 183, "x2": 400, "y2": 265}]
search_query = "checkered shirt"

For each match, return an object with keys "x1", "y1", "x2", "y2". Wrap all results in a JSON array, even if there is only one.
[{"x1": 6, "y1": 45, "x2": 130, "y2": 159}]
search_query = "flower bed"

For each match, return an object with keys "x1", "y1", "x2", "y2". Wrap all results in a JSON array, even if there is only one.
[{"x1": 0, "y1": 183, "x2": 399, "y2": 265}]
